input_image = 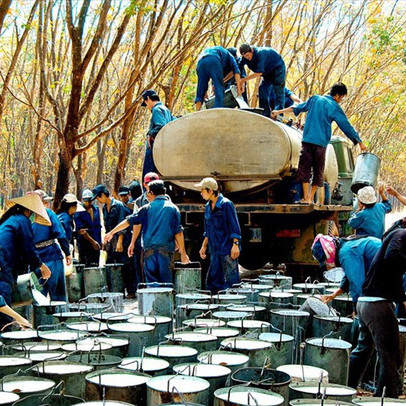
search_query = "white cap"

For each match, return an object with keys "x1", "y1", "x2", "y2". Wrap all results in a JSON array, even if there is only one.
[
  {"x1": 82, "y1": 189, "x2": 93, "y2": 201},
  {"x1": 62, "y1": 193, "x2": 79, "y2": 204},
  {"x1": 357, "y1": 186, "x2": 377, "y2": 204},
  {"x1": 194, "y1": 177, "x2": 218, "y2": 191}
]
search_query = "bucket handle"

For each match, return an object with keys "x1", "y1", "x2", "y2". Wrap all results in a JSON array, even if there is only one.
[
  {"x1": 40, "y1": 380, "x2": 65, "y2": 403},
  {"x1": 171, "y1": 384, "x2": 188, "y2": 405}
]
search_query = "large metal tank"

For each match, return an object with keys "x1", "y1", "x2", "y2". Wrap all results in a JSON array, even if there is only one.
[{"x1": 154, "y1": 109, "x2": 339, "y2": 194}]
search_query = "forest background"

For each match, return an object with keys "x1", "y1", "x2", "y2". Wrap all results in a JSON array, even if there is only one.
[{"x1": 0, "y1": 0, "x2": 405, "y2": 208}]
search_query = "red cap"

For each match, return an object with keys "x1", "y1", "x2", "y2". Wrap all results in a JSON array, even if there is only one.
[{"x1": 144, "y1": 172, "x2": 159, "y2": 184}]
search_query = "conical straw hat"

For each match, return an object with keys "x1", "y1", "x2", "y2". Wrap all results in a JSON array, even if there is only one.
[{"x1": 5, "y1": 194, "x2": 51, "y2": 226}]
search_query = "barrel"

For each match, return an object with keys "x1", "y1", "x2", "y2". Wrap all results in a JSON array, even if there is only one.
[
  {"x1": 176, "y1": 303, "x2": 219, "y2": 328},
  {"x1": 165, "y1": 332, "x2": 218, "y2": 353},
  {"x1": 128, "y1": 315, "x2": 172, "y2": 342},
  {"x1": 277, "y1": 364, "x2": 329, "y2": 383},
  {"x1": 86, "y1": 292, "x2": 124, "y2": 313},
  {"x1": 258, "y1": 332, "x2": 295, "y2": 367},
  {"x1": 214, "y1": 386, "x2": 284, "y2": 406},
  {"x1": 83, "y1": 267, "x2": 107, "y2": 296},
  {"x1": 351, "y1": 152, "x2": 381, "y2": 193},
  {"x1": 197, "y1": 350, "x2": 249, "y2": 374},
  {"x1": 173, "y1": 262, "x2": 201, "y2": 294},
  {"x1": 138, "y1": 286, "x2": 174, "y2": 318},
  {"x1": 145, "y1": 345, "x2": 198, "y2": 368},
  {"x1": 0, "y1": 356, "x2": 32, "y2": 377},
  {"x1": 66, "y1": 263, "x2": 85, "y2": 302},
  {"x1": 289, "y1": 381, "x2": 356, "y2": 402},
  {"x1": 311, "y1": 315, "x2": 353, "y2": 342},
  {"x1": 33, "y1": 301, "x2": 67, "y2": 328},
  {"x1": 105, "y1": 263, "x2": 125, "y2": 293},
  {"x1": 205, "y1": 87, "x2": 238, "y2": 109}
]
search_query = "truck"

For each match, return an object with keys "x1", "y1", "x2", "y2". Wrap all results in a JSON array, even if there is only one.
[{"x1": 153, "y1": 108, "x2": 358, "y2": 277}]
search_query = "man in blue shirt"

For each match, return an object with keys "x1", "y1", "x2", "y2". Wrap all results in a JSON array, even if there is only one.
[
  {"x1": 195, "y1": 46, "x2": 242, "y2": 111},
  {"x1": 272, "y1": 82, "x2": 367, "y2": 204},
  {"x1": 196, "y1": 177, "x2": 241, "y2": 294},
  {"x1": 141, "y1": 89, "x2": 175, "y2": 183},
  {"x1": 269, "y1": 87, "x2": 302, "y2": 110},
  {"x1": 239, "y1": 44, "x2": 286, "y2": 117},
  {"x1": 348, "y1": 185, "x2": 392, "y2": 239},
  {"x1": 104, "y1": 181, "x2": 190, "y2": 283}
]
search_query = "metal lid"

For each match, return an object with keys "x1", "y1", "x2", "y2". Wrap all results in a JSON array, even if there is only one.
[
  {"x1": 108, "y1": 322, "x2": 155, "y2": 333},
  {"x1": 12, "y1": 342, "x2": 62, "y2": 352},
  {"x1": 221, "y1": 338, "x2": 272, "y2": 350},
  {"x1": 182, "y1": 319, "x2": 225, "y2": 328},
  {"x1": 227, "y1": 320, "x2": 271, "y2": 329},
  {"x1": 2, "y1": 376, "x2": 55, "y2": 393},
  {"x1": 38, "y1": 329, "x2": 85, "y2": 342},
  {"x1": 33, "y1": 361, "x2": 94, "y2": 375},
  {"x1": 67, "y1": 321, "x2": 108, "y2": 332},
  {"x1": 145, "y1": 345, "x2": 197, "y2": 358},
  {"x1": 215, "y1": 387, "x2": 284, "y2": 405},
  {"x1": 128, "y1": 315, "x2": 172, "y2": 325},
  {"x1": 62, "y1": 340, "x2": 112, "y2": 352},
  {"x1": 212, "y1": 311, "x2": 251, "y2": 320},
  {"x1": 86, "y1": 370, "x2": 151, "y2": 387},
  {"x1": 314, "y1": 315, "x2": 353, "y2": 324},
  {"x1": 173, "y1": 362, "x2": 231, "y2": 378},
  {"x1": 1, "y1": 330, "x2": 38, "y2": 340},
  {"x1": 194, "y1": 327, "x2": 239, "y2": 338},
  {"x1": 25, "y1": 351, "x2": 66, "y2": 362},
  {"x1": 0, "y1": 391, "x2": 20, "y2": 404},
  {"x1": 276, "y1": 364, "x2": 328, "y2": 382},
  {"x1": 306, "y1": 337, "x2": 352, "y2": 349},
  {"x1": 147, "y1": 375, "x2": 210, "y2": 393},
  {"x1": 0, "y1": 356, "x2": 31, "y2": 366},
  {"x1": 198, "y1": 350, "x2": 249, "y2": 366},
  {"x1": 138, "y1": 287, "x2": 173, "y2": 293},
  {"x1": 259, "y1": 333, "x2": 294, "y2": 343},
  {"x1": 166, "y1": 332, "x2": 217, "y2": 342},
  {"x1": 271, "y1": 309, "x2": 310, "y2": 317},
  {"x1": 227, "y1": 305, "x2": 266, "y2": 313},
  {"x1": 93, "y1": 313, "x2": 132, "y2": 322},
  {"x1": 119, "y1": 357, "x2": 169, "y2": 372},
  {"x1": 289, "y1": 382, "x2": 356, "y2": 396},
  {"x1": 95, "y1": 336, "x2": 130, "y2": 347}
]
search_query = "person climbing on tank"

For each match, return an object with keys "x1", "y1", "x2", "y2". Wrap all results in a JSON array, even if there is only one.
[
  {"x1": 225, "y1": 47, "x2": 248, "y2": 103},
  {"x1": 312, "y1": 233, "x2": 381, "y2": 311},
  {"x1": 272, "y1": 82, "x2": 368, "y2": 204},
  {"x1": 195, "y1": 46, "x2": 242, "y2": 111},
  {"x1": 348, "y1": 185, "x2": 391, "y2": 239},
  {"x1": 239, "y1": 43, "x2": 286, "y2": 117},
  {"x1": 269, "y1": 87, "x2": 302, "y2": 110},
  {"x1": 196, "y1": 177, "x2": 241, "y2": 294},
  {"x1": 141, "y1": 89, "x2": 176, "y2": 184}
]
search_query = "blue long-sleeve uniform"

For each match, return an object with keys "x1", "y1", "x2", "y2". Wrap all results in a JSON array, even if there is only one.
[
  {"x1": 57, "y1": 212, "x2": 74, "y2": 243},
  {"x1": 348, "y1": 200, "x2": 392, "y2": 239},
  {"x1": 195, "y1": 46, "x2": 240, "y2": 108},
  {"x1": 270, "y1": 87, "x2": 294, "y2": 109},
  {"x1": 293, "y1": 95, "x2": 362, "y2": 148}
]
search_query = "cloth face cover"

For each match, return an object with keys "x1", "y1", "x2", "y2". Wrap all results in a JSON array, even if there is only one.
[{"x1": 312, "y1": 234, "x2": 337, "y2": 265}]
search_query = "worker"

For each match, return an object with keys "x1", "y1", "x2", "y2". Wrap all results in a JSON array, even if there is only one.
[
  {"x1": 135, "y1": 172, "x2": 161, "y2": 210},
  {"x1": 225, "y1": 47, "x2": 248, "y2": 103},
  {"x1": 195, "y1": 46, "x2": 242, "y2": 111},
  {"x1": 196, "y1": 177, "x2": 241, "y2": 294},
  {"x1": 31, "y1": 190, "x2": 71, "y2": 301},
  {"x1": 312, "y1": 234, "x2": 381, "y2": 309},
  {"x1": 0, "y1": 194, "x2": 51, "y2": 327},
  {"x1": 272, "y1": 82, "x2": 367, "y2": 204},
  {"x1": 91, "y1": 184, "x2": 127, "y2": 264},
  {"x1": 141, "y1": 89, "x2": 175, "y2": 183},
  {"x1": 57, "y1": 193, "x2": 79, "y2": 245},
  {"x1": 74, "y1": 189, "x2": 102, "y2": 267},
  {"x1": 348, "y1": 228, "x2": 406, "y2": 397},
  {"x1": 348, "y1": 185, "x2": 391, "y2": 239},
  {"x1": 239, "y1": 43, "x2": 286, "y2": 117},
  {"x1": 269, "y1": 87, "x2": 302, "y2": 110},
  {"x1": 0, "y1": 295, "x2": 31, "y2": 329},
  {"x1": 118, "y1": 186, "x2": 131, "y2": 209},
  {"x1": 128, "y1": 180, "x2": 143, "y2": 211},
  {"x1": 104, "y1": 180, "x2": 190, "y2": 283}
]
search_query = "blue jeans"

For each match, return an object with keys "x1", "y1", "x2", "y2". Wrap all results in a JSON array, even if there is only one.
[
  {"x1": 206, "y1": 254, "x2": 240, "y2": 294},
  {"x1": 143, "y1": 250, "x2": 173, "y2": 284},
  {"x1": 37, "y1": 259, "x2": 67, "y2": 302},
  {"x1": 259, "y1": 66, "x2": 286, "y2": 116},
  {"x1": 196, "y1": 55, "x2": 225, "y2": 108}
]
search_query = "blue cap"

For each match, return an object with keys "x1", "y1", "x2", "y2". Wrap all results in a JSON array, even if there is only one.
[
  {"x1": 141, "y1": 89, "x2": 158, "y2": 106},
  {"x1": 118, "y1": 186, "x2": 130, "y2": 195},
  {"x1": 91, "y1": 185, "x2": 109, "y2": 201}
]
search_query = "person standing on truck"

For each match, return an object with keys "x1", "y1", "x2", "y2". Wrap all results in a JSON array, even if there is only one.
[
  {"x1": 196, "y1": 177, "x2": 242, "y2": 294},
  {"x1": 195, "y1": 46, "x2": 242, "y2": 111},
  {"x1": 239, "y1": 43, "x2": 286, "y2": 117},
  {"x1": 225, "y1": 47, "x2": 248, "y2": 103},
  {"x1": 272, "y1": 82, "x2": 368, "y2": 204},
  {"x1": 348, "y1": 185, "x2": 391, "y2": 239},
  {"x1": 269, "y1": 87, "x2": 302, "y2": 110},
  {"x1": 141, "y1": 89, "x2": 175, "y2": 183}
]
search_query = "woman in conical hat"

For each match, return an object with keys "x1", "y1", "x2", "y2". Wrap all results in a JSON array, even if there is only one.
[{"x1": 0, "y1": 194, "x2": 51, "y2": 328}]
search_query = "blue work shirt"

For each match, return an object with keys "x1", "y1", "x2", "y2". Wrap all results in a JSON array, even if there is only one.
[
  {"x1": 293, "y1": 94, "x2": 362, "y2": 148},
  {"x1": 348, "y1": 200, "x2": 392, "y2": 239},
  {"x1": 127, "y1": 195, "x2": 183, "y2": 252},
  {"x1": 147, "y1": 102, "x2": 175, "y2": 139},
  {"x1": 74, "y1": 204, "x2": 102, "y2": 246},
  {"x1": 32, "y1": 209, "x2": 69, "y2": 262},
  {"x1": 199, "y1": 46, "x2": 240, "y2": 76},
  {"x1": 103, "y1": 198, "x2": 126, "y2": 233},
  {"x1": 57, "y1": 212, "x2": 74, "y2": 243},
  {"x1": 0, "y1": 296, "x2": 6, "y2": 307},
  {"x1": 240, "y1": 47, "x2": 284, "y2": 79},
  {"x1": 270, "y1": 87, "x2": 294, "y2": 108},
  {"x1": 338, "y1": 236, "x2": 382, "y2": 304},
  {"x1": 0, "y1": 214, "x2": 42, "y2": 286},
  {"x1": 204, "y1": 194, "x2": 241, "y2": 256}
]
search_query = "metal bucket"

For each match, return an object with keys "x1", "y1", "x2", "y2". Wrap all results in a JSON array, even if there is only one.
[
  {"x1": 86, "y1": 292, "x2": 124, "y2": 313},
  {"x1": 33, "y1": 302, "x2": 67, "y2": 328},
  {"x1": 276, "y1": 364, "x2": 329, "y2": 383},
  {"x1": 10, "y1": 341, "x2": 62, "y2": 354},
  {"x1": 311, "y1": 315, "x2": 353, "y2": 342},
  {"x1": 128, "y1": 315, "x2": 172, "y2": 343},
  {"x1": 214, "y1": 386, "x2": 284, "y2": 406},
  {"x1": 176, "y1": 304, "x2": 219, "y2": 328},
  {"x1": 332, "y1": 295, "x2": 354, "y2": 317},
  {"x1": 13, "y1": 393, "x2": 84, "y2": 406},
  {"x1": 61, "y1": 338, "x2": 112, "y2": 354},
  {"x1": 119, "y1": 356, "x2": 170, "y2": 376},
  {"x1": 303, "y1": 337, "x2": 352, "y2": 385},
  {"x1": 1, "y1": 329, "x2": 38, "y2": 345},
  {"x1": 194, "y1": 327, "x2": 240, "y2": 347},
  {"x1": 227, "y1": 305, "x2": 267, "y2": 321},
  {"x1": 67, "y1": 321, "x2": 108, "y2": 334},
  {"x1": 33, "y1": 361, "x2": 94, "y2": 399},
  {"x1": 138, "y1": 285, "x2": 174, "y2": 318},
  {"x1": 12, "y1": 273, "x2": 41, "y2": 307},
  {"x1": 85, "y1": 368, "x2": 151, "y2": 404},
  {"x1": 197, "y1": 350, "x2": 249, "y2": 374},
  {"x1": 174, "y1": 262, "x2": 201, "y2": 294},
  {"x1": 285, "y1": 290, "x2": 303, "y2": 306},
  {"x1": 212, "y1": 311, "x2": 252, "y2": 323},
  {"x1": 259, "y1": 292, "x2": 293, "y2": 310},
  {"x1": 227, "y1": 319, "x2": 271, "y2": 337},
  {"x1": 147, "y1": 375, "x2": 210, "y2": 406},
  {"x1": 104, "y1": 263, "x2": 124, "y2": 293},
  {"x1": 205, "y1": 87, "x2": 238, "y2": 109},
  {"x1": 0, "y1": 356, "x2": 32, "y2": 377},
  {"x1": 351, "y1": 152, "x2": 381, "y2": 193},
  {"x1": 175, "y1": 293, "x2": 211, "y2": 308},
  {"x1": 0, "y1": 392, "x2": 20, "y2": 405},
  {"x1": 270, "y1": 309, "x2": 310, "y2": 338},
  {"x1": 1, "y1": 376, "x2": 55, "y2": 398},
  {"x1": 93, "y1": 312, "x2": 132, "y2": 323},
  {"x1": 68, "y1": 302, "x2": 110, "y2": 314},
  {"x1": 227, "y1": 288, "x2": 260, "y2": 303},
  {"x1": 66, "y1": 352, "x2": 122, "y2": 371},
  {"x1": 53, "y1": 312, "x2": 91, "y2": 324},
  {"x1": 182, "y1": 318, "x2": 225, "y2": 330},
  {"x1": 145, "y1": 345, "x2": 198, "y2": 368},
  {"x1": 173, "y1": 363, "x2": 231, "y2": 405},
  {"x1": 165, "y1": 332, "x2": 218, "y2": 353},
  {"x1": 213, "y1": 294, "x2": 247, "y2": 306},
  {"x1": 289, "y1": 381, "x2": 356, "y2": 402},
  {"x1": 259, "y1": 274, "x2": 292, "y2": 289},
  {"x1": 220, "y1": 337, "x2": 274, "y2": 367},
  {"x1": 293, "y1": 283, "x2": 325, "y2": 294},
  {"x1": 22, "y1": 351, "x2": 67, "y2": 363},
  {"x1": 91, "y1": 335, "x2": 130, "y2": 358},
  {"x1": 108, "y1": 322, "x2": 155, "y2": 356},
  {"x1": 66, "y1": 263, "x2": 85, "y2": 303},
  {"x1": 231, "y1": 367, "x2": 291, "y2": 406},
  {"x1": 258, "y1": 332, "x2": 295, "y2": 367},
  {"x1": 83, "y1": 267, "x2": 107, "y2": 297}
]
